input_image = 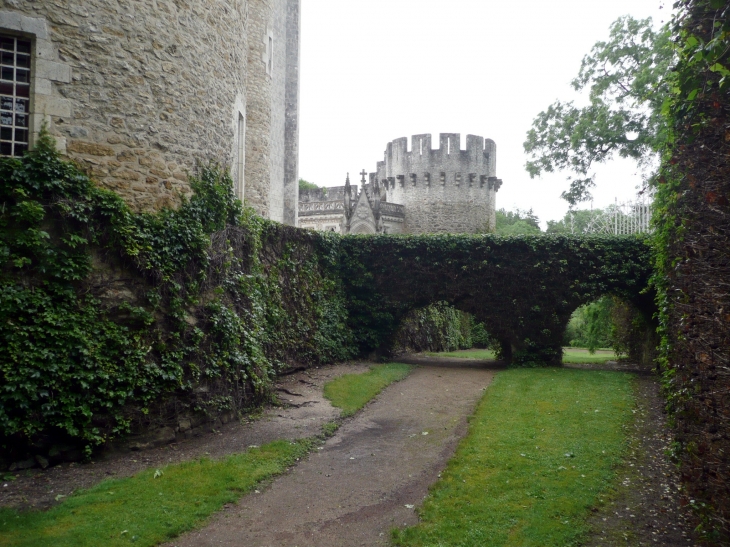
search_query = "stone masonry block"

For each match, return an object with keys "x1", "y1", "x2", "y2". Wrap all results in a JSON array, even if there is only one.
[
  {"x1": 34, "y1": 94, "x2": 71, "y2": 117},
  {"x1": 32, "y1": 113, "x2": 50, "y2": 133},
  {"x1": 32, "y1": 76, "x2": 52, "y2": 95},
  {"x1": 34, "y1": 39, "x2": 55, "y2": 59},
  {"x1": 0, "y1": 11, "x2": 49, "y2": 40},
  {"x1": 67, "y1": 140, "x2": 115, "y2": 156},
  {"x1": 0, "y1": 11, "x2": 22, "y2": 32},
  {"x1": 35, "y1": 59, "x2": 71, "y2": 83},
  {"x1": 53, "y1": 135, "x2": 66, "y2": 153},
  {"x1": 19, "y1": 14, "x2": 48, "y2": 39}
]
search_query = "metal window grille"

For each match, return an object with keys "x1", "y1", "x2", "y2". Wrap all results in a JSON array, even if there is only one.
[{"x1": 0, "y1": 35, "x2": 31, "y2": 157}]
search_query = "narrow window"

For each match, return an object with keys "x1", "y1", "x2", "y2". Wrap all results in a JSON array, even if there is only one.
[
  {"x1": 447, "y1": 137, "x2": 451, "y2": 155},
  {"x1": 236, "y1": 113, "x2": 245, "y2": 200},
  {"x1": 268, "y1": 36, "x2": 273, "y2": 74},
  {"x1": 419, "y1": 138, "x2": 423, "y2": 155},
  {"x1": 0, "y1": 35, "x2": 31, "y2": 157}
]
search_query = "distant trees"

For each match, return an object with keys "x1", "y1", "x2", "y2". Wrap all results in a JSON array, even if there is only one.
[
  {"x1": 545, "y1": 209, "x2": 604, "y2": 234},
  {"x1": 298, "y1": 178, "x2": 322, "y2": 191},
  {"x1": 564, "y1": 297, "x2": 613, "y2": 352},
  {"x1": 494, "y1": 208, "x2": 541, "y2": 235}
]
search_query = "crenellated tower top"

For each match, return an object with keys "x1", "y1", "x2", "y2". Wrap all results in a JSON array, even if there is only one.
[{"x1": 369, "y1": 133, "x2": 502, "y2": 234}]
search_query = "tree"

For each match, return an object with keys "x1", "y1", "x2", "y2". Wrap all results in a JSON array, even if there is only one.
[
  {"x1": 298, "y1": 178, "x2": 322, "y2": 191},
  {"x1": 546, "y1": 208, "x2": 605, "y2": 234},
  {"x1": 524, "y1": 17, "x2": 673, "y2": 205},
  {"x1": 564, "y1": 297, "x2": 614, "y2": 353},
  {"x1": 495, "y1": 208, "x2": 541, "y2": 235}
]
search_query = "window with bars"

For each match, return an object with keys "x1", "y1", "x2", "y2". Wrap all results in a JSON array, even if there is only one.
[{"x1": 0, "y1": 36, "x2": 31, "y2": 157}]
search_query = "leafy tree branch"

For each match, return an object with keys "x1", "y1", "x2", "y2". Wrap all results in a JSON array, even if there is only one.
[{"x1": 524, "y1": 16, "x2": 673, "y2": 205}]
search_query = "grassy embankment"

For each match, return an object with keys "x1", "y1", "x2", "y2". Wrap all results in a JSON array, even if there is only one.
[
  {"x1": 0, "y1": 440, "x2": 312, "y2": 547},
  {"x1": 426, "y1": 347, "x2": 620, "y2": 364},
  {"x1": 0, "y1": 363, "x2": 413, "y2": 547},
  {"x1": 323, "y1": 363, "x2": 412, "y2": 417},
  {"x1": 392, "y1": 368, "x2": 634, "y2": 547}
]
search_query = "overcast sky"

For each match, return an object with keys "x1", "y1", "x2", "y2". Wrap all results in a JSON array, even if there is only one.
[{"x1": 298, "y1": 0, "x2": 670, "y2": 227}]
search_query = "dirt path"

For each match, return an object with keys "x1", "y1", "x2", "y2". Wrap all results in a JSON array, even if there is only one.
[
  {"x1": 0, "y1": 362, "x2": 372, "y2": 510},
  {"x1": 165, "y1": 361, "x2": 499, "y2": 547},
  {"x1": 3, "y1": 357, "x2": 700, "y2": 546}
]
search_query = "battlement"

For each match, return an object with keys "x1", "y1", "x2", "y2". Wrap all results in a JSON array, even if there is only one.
[
  {"x1": 372, "y1": 133, "x2": 499, "y2": 196},
  {"x1": 367, "y1": 133, "x2": 502, "y2": 234},
  {"x1": 385, "y1": 133, "x2": 496, "y2": 161}
]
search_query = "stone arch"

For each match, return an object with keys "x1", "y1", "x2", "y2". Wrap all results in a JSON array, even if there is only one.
[
  {"x1": 339, "y1": 234, "x2": 654, "y2": 366},
  {"x1": 350, "y1": 221, "x2": 376, "y2": 235}
]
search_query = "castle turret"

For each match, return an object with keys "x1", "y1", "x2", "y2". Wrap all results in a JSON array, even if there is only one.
[{"x1": 372, "y1": 133, "x2": 501, "y2": 234}]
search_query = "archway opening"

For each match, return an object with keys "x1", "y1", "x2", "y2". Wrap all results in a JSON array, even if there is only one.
[{"x1": 563, "y1": 295, "x2": 656, "y2": 366}]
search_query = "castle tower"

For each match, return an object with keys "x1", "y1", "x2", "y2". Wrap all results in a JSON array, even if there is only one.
[
  {"x1": 373, "y1": 133, "x2": 502, "y2": 234},
  {"x1": 0, "y1": 0, "x2": 300, "y2": 225}
]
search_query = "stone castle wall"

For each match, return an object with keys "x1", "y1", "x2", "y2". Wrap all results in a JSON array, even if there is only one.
[
  {"x1": 282, "y1": 0, "x2": 300, "y2": 226},
  {"x1": 0, "y1": 0, "x2": 299, "y2": 221},
  {"x1": 374, "y1": 133, "x2": 500, "y2": 234},
  {"x1": 268, "y1": 0, "x2": 287, "y2": 222},
  {"x1": 244, "y1": 0, "x2": 272, "y2": 217}
]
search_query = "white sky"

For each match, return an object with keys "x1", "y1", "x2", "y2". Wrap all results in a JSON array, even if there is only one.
[{"x1": 299, "y1": 0, "x2": 671, "y2": 228}]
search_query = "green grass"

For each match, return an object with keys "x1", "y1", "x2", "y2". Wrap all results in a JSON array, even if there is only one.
[
  {"x1": 425, "y1": 349, "x2": 497, "y2": 360},
  {"x1": 562, "y1": 347, "x2": 620, "y2": 364},
  {"x1": 392, "y1": 368, "x2": 634, "y2": 547},
  {"x1": 323, "y1": 363, "x2": 412, "y2": 417},
  {"x1": 0, "y1": 438, "x2": 313, "y2": 547},
  {"x1": 425, "y1": 347, "x2": 620, "y2": 364}
]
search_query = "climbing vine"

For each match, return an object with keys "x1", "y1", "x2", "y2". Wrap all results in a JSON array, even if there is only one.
[
  {"x1": 0, "y1": 133, "x2": 655, "y2": 462},
  {"x1": 0, "y1": 133, "x2": 354, "y2": 458},
  {"x1": 651, "y1": 0, "x2": 730, "y2": 539}
]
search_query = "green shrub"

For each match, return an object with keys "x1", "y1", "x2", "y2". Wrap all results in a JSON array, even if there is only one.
[{"x1": 391, "y1": 302, "x2": 473, "y2": 354}]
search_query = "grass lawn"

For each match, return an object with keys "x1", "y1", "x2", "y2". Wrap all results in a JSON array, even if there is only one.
[
  {"x1": 392, "y1": 368, "x2": 634, "y2": 547},
  {"x1": 426, "y1": 349, "x2": 497, "y2": 360},
  {"x1": 0, "y1": 439, "x2": 313, "y2": 547},
  {"x1": 562, "y1": 347, "x2": 621, "y2": 364},
  {"x1": 323, "y1": 363, "x2": 412, "y2": 417},
  {"x1": 425, "y1": 347, "x2": 621, "y2": 365}
]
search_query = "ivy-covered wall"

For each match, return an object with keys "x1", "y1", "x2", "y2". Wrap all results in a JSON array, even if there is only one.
[
  {"x1": 653, "y1": 0, "x2": 729, "y2": 539},
  {"x1": 340, "y1": 234, "x2": 654, "y2": 365},
  {"x1": 0, "y1": 135, "x2": 354, "y2": 459},
  {"x1": 0, "y1": 136, "x2": 654, "y2": 460}
]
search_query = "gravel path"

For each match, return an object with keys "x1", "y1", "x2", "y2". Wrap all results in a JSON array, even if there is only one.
[
  {"x1": 164, "y1": 361, "x2": 498, "y2": 547},
  {"x1": 583, "y1": 373, "x2": 700, "y2": 546}
]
